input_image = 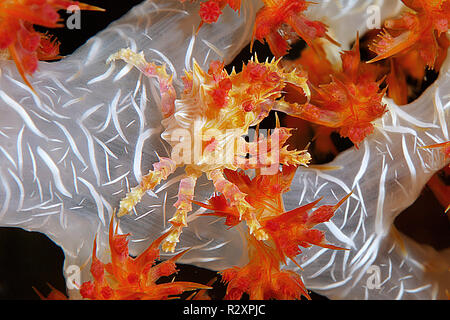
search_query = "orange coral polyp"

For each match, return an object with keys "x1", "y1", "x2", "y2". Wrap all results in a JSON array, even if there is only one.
[
  {"x1": 252, "y1": 0, "x2": 337, "y2": 58},
  {"x1": 78, "y1": 217, "x2": 210, "y2": 300},
  {"x1": 221, "y1": 235, "x2": 311, "y2": 300},
  {"x1": 199, "y1": 0, "x2": 222, "y2": 24},
  {"x1": 3, "y1": 4, "x2": 60, "y2": 28},
  {"x1": 368, "y1": 0, "x2": 450, "y2": 68},
  {"x1": 261, "y1": 194, "x2": 350, "y2": 263},
  {"x1": 288, "y1": 37, "x2": 387, "y2": 145},
  {"x1": 197, "y1": 167, "x2": 349, "y2": 268}
]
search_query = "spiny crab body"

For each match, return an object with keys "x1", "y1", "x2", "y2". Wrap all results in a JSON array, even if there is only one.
[{"x1": 108, "y1": 48, "x2": 312, "y2": 252}]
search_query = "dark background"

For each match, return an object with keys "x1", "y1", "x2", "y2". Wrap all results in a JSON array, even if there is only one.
[{"x1": 0, "y1": 0, "x2": 448, "y2": 300}]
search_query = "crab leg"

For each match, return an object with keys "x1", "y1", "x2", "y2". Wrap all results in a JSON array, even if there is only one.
[
  {"x1": 237, "y1": 127, "x2": 311, "y2": 169},
  {"x1": 118, "y1": 157, "x2": 177, "y2": 217},
  {"x1": 107, "y1": 48, "x2": 176, "y2": 118},
  {"x1": 207, "y1": 169, "x2": 268, "y2": 240},
  {"x1": 162, "y1": 174, "x2": 199, "y2": 252},
  {"x1": 236, "y1": 149, "x2": 311, "y2": 170},
  {"x1": 274, "y1": 99, "x2": 345, "y2": 128}
]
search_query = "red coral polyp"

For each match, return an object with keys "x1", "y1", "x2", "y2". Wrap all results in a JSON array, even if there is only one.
[
  {"x1": 291, "y1": 37, "x2": 387, "y2": 145},
  {"x1": 182, "y1": 0, "x2": 242, "y2": 29},
  {"x1": 37, "y1": 34, "x2": 61, "y2": 60},
  {"x1": 339, "y1": 123, "x2": 375, "y2": 145},
  {"x1": 78, "y1": 217, "x2": 210, "y2": 300},
  {"x1": 252, "y1": 0, "x2": 338, "y2": 57},
  {"x1": 0, "y1": 0, "x2": 104, "y2": 89},
  {"x1": 221, "y1": 235, "x2": 311, "y2": 300},
  {"x1": 199, "y1": 0, "x2": 222, "y2": 24},
  {"x1": 368, "y1": 0, "x2": 450, "y2": 69}
]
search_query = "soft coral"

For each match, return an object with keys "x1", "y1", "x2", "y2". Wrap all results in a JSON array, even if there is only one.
[
  {"x1": 367, "y1": 0, "x2": 449, "y2": 105},
  {"x1": 281, "y1": 37, "x2": 387, "y2": 146},
  {"x1": 221, "y1": 234, "x2": 311, "y2": 300},
  {"x1": 197, "y1": 167, "x2": 350, "y2": 267},
  {"x1": 0, "y1": 0, "x2": 104, "y2": 90},
  {"x1": 252, "y1": 0, "x2": 338, "y2": 58},
  {"x1": 79, "y1": 217, "x2": 210, "y2": 300}
]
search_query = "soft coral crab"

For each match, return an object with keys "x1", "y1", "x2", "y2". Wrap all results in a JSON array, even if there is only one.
[{"x1": 108, "y1": 48, "x2": 312, "y2": 252}]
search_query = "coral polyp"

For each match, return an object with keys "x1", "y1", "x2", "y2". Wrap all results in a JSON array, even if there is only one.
[
  {"x1": 196, "y1": 167, "x2": 350, "y2": 265},
  {"x1": 368, "y1": 0, "x2": 449, "y2": 68},
  {"x1": 251, "y1": 0, "x2": 339, "y2": 58},
  {"x1": 366, "y1": 0, "x2": 449, "y2": 105},
  {"x1": 78, "y1": 217, "x2": 210, "y2": 300},
  {"x1": 109, "y1": 48, "x2": 311, "y2": 252},
  {"x1": 281, "y1": 37, "x2": 387, "y2": 145},
  {"x1": 0, "y1": 0, "x2": 104, "y2": 90},
  {"x1": 221, "y1": 234, "x2": 311, "y2": 300}
]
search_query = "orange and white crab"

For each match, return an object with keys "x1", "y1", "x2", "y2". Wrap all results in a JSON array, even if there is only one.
[{"x1": 107, "y1": 48, "x2": 313, "y2": 252}]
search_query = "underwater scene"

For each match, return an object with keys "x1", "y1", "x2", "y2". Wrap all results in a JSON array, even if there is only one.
[{"x1": 0, "y1": 0, "x2": 449, "y2": 301}]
